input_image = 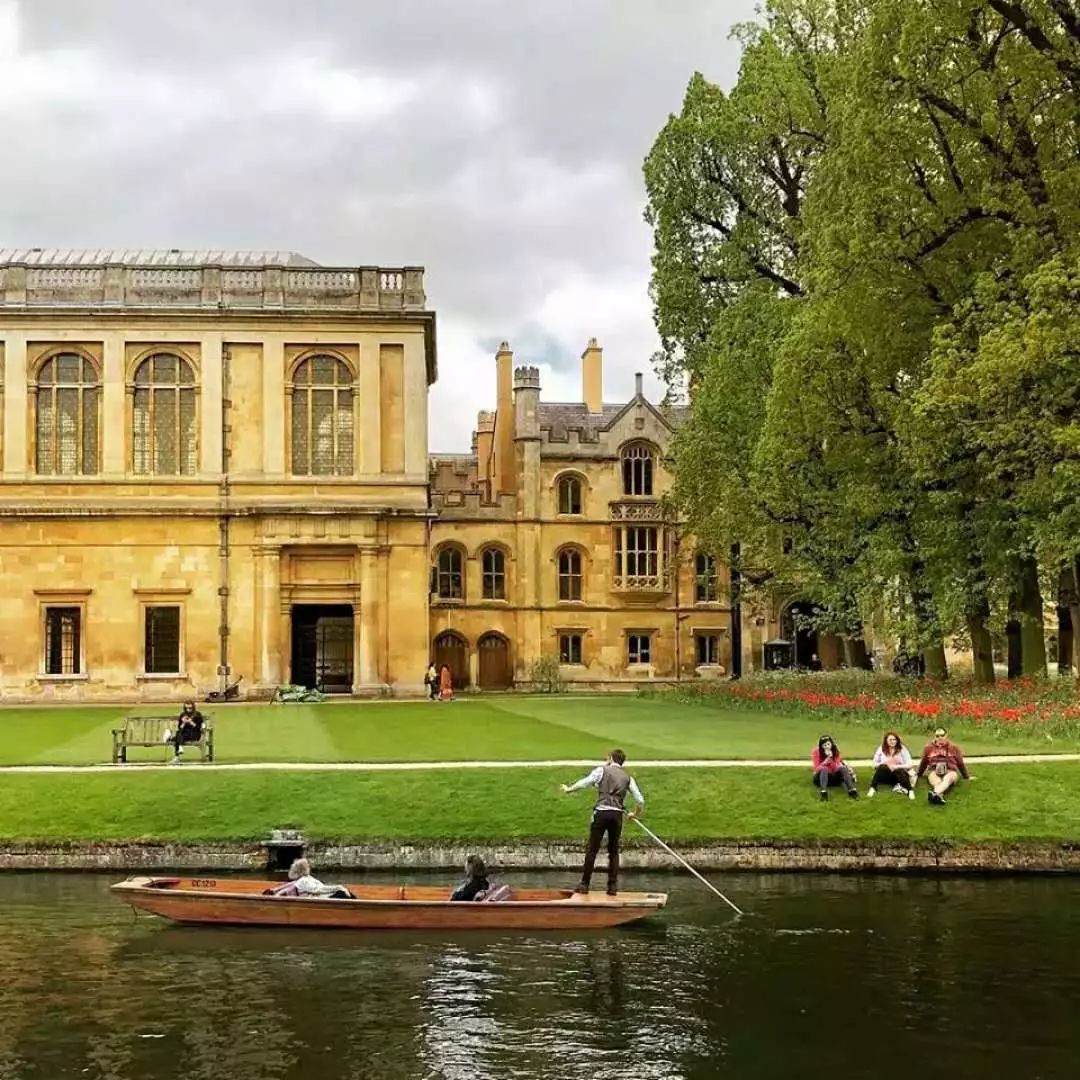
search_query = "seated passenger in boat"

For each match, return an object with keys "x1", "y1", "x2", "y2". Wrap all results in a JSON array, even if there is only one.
[
  {"x1": 265, "y1": 858, "x2": 354, "y2": 899},
  {"x1": 450, "y1": 854, "x2": 490, "y2": 901}
]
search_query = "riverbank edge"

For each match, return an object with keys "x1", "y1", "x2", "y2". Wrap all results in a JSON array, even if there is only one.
[{"x1": 3, "y1": 838, "x2": 1079, "y2": 873}]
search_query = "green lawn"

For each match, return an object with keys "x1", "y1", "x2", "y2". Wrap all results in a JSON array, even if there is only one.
[
  {"x1": 0, "y1": 697, "x2": 1076, "y2": 766},
  {"x1": 1, "y1": 762, "x2": 1077, "y2": 843}
]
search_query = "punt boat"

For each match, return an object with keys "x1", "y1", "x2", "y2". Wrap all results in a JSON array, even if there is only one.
[{"x1": 111, "y1": 876, "x2": 668, "y2": 930}]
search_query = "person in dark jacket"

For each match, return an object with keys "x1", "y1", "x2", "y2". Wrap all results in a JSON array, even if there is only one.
[
  {"x1": 561, "y1": 749, "x2": 645, "y2": 896},
  {"x1": 167, "y1": 700, "x2": 205, "y2": 762},
  {"x1": 450, "y1": 854, "x2": 490, "y2": 901}
]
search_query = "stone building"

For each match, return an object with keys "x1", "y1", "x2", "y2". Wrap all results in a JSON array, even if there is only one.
[
  {"x1": 428, "y1": 340, "x2": 769, "y2": 689},
  {"x1": 0, "y1": 249, "x2": 434, "y2": 700}
]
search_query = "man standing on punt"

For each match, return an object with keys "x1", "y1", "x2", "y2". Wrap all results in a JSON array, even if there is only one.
[{"x1": 561, "y1": 749, "x2": 645, "y2": 896}]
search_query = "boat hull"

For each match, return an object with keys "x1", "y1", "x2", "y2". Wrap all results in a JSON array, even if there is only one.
[{"x1": 111, "y1": 877, "x2": 667, "y2": 930}]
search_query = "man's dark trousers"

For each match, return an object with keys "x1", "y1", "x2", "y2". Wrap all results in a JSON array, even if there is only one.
[{"x1": 578, "y1": 809, "x2": 624, "y2": 894}]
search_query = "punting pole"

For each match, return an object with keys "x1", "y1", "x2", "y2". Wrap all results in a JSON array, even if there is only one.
[{"x1": 631, "y1": 817, "x2": 745, "y2": 916}]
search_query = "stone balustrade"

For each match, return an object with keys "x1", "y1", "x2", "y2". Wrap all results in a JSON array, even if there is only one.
[{"x1": 0, "y1": 263, "x2": 426, "y2": 311}]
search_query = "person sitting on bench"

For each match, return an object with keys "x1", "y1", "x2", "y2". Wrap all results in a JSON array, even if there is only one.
[{"x1": 165, "y1": 700, "x2": 204, "y2": 761}]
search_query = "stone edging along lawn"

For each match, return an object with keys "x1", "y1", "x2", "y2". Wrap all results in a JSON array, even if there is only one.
[{"x1": 4, "y1": 839, "x2": 1079, "y2": 874}]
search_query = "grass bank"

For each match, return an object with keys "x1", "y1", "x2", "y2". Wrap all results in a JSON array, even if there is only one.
[
  {"x1": 1, "y1": 696, "x2": 1078, "y2": 767},
  {"x1": 1, "y1": 762, "x2": 1077, "y2": 844}
]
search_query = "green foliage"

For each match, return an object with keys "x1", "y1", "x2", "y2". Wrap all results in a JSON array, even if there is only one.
[
  {"x1": 528, "y1": 654, "x2": 566, "y2": 694},
  {"x1": 646, "y1": 0, "x2": 1080, "y2": 675}
]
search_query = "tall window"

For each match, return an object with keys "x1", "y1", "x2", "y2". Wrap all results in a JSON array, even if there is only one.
[
  {"x1": 132, "y1": 353, "x2": 197, "y2": 475},
  {"x1": 696, "y1": 632, "x2": 721, "y2": 665},
  {"x1": 558, "y1": 548, "x2": 583, "y2": 601},
  {"x1": 434, "y1": 547, "x2": 464, "y2": 600},
  {"x1": 627, "y1": 633, "x2": 651, "y2": 665},
  {"x1": 144, "y1": 606, "x2": 181, "y2": 674},
  {"x1": 559, "y1": 632, "x2": 583, "y2": 664},
  {"x1": 621, "y1": 443, "x2": 653, "y2": 496},
  {"x1": 36, "y1": 353, "x2": 99, "y2": 475},
  {"x1": 291, "y1": 355, "x2": 355, "y2": 476},
  {"x1": 44, "y1": 607, "x2": 81, "y2": 675},
  {"x1": 557, "y1": 475, "x2": 582, "y2": 515},
  {"x1": 482, "y1": 547, "x2": 506, "y2": 599},
  {"x1": 695, "y1": 552, "x2": 718, "y2": 602}
]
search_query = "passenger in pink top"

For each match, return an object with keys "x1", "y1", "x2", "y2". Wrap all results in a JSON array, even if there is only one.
[{"x1": 811, "y1": 734, "x2": 858, "y2": 801}]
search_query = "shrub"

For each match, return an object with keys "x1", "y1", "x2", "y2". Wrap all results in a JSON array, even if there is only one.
[{"x1": 529, "y1": 654, "x2": 565, "y2": 694}]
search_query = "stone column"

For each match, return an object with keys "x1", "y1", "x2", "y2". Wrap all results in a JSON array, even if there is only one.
[
  {"x1": 403, "y1": 332, "x2": 427, "y2": 478},
  {"x1": 101, "y1": 332, "x2": 125, "y2": 476},
  {"x1": 258, "y1": 546, "x2": 282, "y2": 686},
  {"x1": 201, "y1": 332, "x2": 223, "y2": 477},
  {"x1": 359, "y1": 338, "x2": 381, "y2": 475},
  {"x1": 356, "y1": 547, "x2": 381, "y2": 690},
  {"x1": 2, "y1": 333, "x2": 27, "y2": 476},
  {"x1": 263, "y1": 337, "x2": 285, "y2": 477}
]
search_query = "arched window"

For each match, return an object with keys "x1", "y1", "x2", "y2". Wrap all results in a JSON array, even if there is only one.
[
  {"x1": 433, "y1": 547, "x2": 464, "y2": 600},
  {"x1": 558, "y1": 548, "x2": 583, "y2": 602},
  {"x1": 557, "y1": 474, "x2": 583, "y2": 515},
  {"x1": 695, "y1": 552, "x2": 718, "y2": 602},
  {"x1": 36, "y1": 353, "x2": 99, "y2": 475},
  {"x1": 621, "y1": 443, "x2": 653, "y2": 496},
  {"x1": 132, "y1": 353, "x2": 197, "y2": 475},
  {"x1": 291, "y1": 354, "x2": 355, "y2": 476},
  {"x1": 481, "y1": 547, "x2": 506, "y2": 600}
]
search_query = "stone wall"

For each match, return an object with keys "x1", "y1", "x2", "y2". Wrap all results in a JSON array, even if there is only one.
[{"x1": 3, "y1": 839, "x2": 1078, "y2": 873}]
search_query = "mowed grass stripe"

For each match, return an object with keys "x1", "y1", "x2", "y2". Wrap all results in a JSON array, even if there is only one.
[
  {"x1": 0, "y1": 762, "x2": 1076, "y2": 843},
  {"x1": 1, "y1": 696, "x2": 1077, "y2": 767}
]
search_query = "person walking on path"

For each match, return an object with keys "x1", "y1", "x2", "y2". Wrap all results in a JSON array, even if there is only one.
[
  {"x1": 868, "y1": 731, "x2": 915, "y2": 800},
  {"x1": 916, "y1": 727, "x2": 973, "y2": 805},
  {"x1": 438, "y1": 664, "x2": 454, "y2": 701},
  {"x1": 424, "y1": 662, "x2": 438, "y2": 700},
  {"x1": 811, "y1": 734, "x2": 858, "y2": 801},
  {"x1": 561, "y1": 749, "x2": 645, "y2": 896}
]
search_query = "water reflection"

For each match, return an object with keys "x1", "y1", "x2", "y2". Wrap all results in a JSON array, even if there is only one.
[{"x1": 0, "y1": 873, "x2": 1077, "y2": 1079}]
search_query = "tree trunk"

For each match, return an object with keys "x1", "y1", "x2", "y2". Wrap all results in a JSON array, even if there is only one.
[
  {"x1": 842, "y1": 637, "x2": 855, "y2": 669},
  {"x1": 1016, "y1": 554, "x2": 1047, "y2": 676},
  {"x1": 966, "y1": 602, "x2": 995, "y2": 685},
  {"x1": 922, "y1": 641, "x2": 948, "y2": 679},
  {"x1": 1068, "y1": 556, "x2": 1080, "y2": 684}
]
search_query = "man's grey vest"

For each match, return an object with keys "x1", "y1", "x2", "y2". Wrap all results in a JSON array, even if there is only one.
[{"x1": 595, "y1": 763, "x2": 631, "y2": 811}]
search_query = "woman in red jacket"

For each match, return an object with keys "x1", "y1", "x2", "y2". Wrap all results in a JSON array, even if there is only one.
[{"x1": 811, "y1": 734, "x2": 859, "y2": 801}]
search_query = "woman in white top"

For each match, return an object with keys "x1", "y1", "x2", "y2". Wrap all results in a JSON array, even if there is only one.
[
  {"x1": 868, "y1": 731, "x2": 915, "y2": 800},
  {"x1": 268, "y1": 858, "x2": 354, "y2": 899}
]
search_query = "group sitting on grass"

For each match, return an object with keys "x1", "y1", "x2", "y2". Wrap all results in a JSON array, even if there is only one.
[{"x1": 812, "y1": 727, "x2": 973, "y2": 805}]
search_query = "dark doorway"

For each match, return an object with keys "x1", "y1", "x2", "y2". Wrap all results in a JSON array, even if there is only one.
[
  {"x1": 433, "y1": 631, "x2": 469, "y2": 690},
  {"x1": 291, "y1": 605, "x2": 354, "y2": 693},
  {"x1": 478, "y1": 633, "x2": 511, "y2": 689},
  {"x1": 782, "y1": 601, "x2": 821, "y2": 670}
]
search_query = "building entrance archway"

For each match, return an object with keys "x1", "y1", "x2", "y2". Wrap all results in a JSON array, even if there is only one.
[
  {"x1": 433, "y1": 631, "x2": 469, "y2": 690},
  {"x1": 291, "y1": 604, "x2": 354, "y2": 692},
  {"x1": 477, "y1": 632, "x2": 511, "y2": 689}
]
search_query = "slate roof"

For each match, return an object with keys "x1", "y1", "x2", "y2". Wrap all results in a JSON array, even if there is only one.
[
  {"x1": 0, "y1": 249, "x2": 320, "y2": 267},
  {"x1": 538, "y1": 400, "x2": 689, "y2": 440}
]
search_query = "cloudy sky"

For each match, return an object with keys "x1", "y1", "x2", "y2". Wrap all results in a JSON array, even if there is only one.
[{"x1": 0, "y1": 0, "x2": 756, "y2": 451}]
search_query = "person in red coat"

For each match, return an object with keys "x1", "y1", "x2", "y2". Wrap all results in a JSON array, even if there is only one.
[{"x1": 811, "y1": 734, "x2": 858, "y2": 801}]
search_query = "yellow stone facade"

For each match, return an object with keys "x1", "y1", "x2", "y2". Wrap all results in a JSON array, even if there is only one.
[
  {"x1": 0, "y1": 251, "x2": 434, "y2": 701},
  {"x1": 429, "y1": 340, "x2": 752, "y2": 689}
]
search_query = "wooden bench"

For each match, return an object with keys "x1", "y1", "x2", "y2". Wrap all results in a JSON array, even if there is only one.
[{"x1": 111, "y1": 714, "x2": 215, "y2": 764}]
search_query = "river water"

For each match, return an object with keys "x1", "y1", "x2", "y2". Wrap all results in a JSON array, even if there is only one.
[{"x1": 0, "y1": 872, "x2": 1077, "y2": 1079}]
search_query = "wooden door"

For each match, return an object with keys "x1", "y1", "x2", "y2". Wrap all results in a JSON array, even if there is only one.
[
  {"x1": 478, "y1": 633, "x2": 511, "y2": 690},
  {"x1": 433, "y1": 632, "x2": 469, "y2": 689}
]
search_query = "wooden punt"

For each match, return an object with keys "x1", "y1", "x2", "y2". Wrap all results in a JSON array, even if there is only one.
[{"x1": 111, "y1": 877, "x2": 668, "y2": 930}]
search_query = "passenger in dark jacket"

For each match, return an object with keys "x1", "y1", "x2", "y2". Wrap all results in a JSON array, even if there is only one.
[{"x1": 450, "y1": 855, "x2": 489, "y2": 901}]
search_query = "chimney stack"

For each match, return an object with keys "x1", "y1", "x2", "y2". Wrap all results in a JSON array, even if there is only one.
[
  {"x1": 582, "y1": 337, "x2": 603, "y2": 413},
  {"x1": 634, "y1": 372, "x2": 644, "y2": 399},
  {"x1": 493, "y1": 341, "x2": 515, "y2": 496}
]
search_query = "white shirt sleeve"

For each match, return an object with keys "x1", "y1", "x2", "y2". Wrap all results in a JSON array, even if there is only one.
[
  {"x1": 565, "y1": 765, "x2": 604, "y2": 792},
  {"x1": 872, "y1": 748, "x2": 885, "y2": 766},
  {"x1": 900, "y1": 747, "x2": 912, "y2": 766},
  {"x1": 628, "y1": 777, "x2": 645, "y2": 806}
]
